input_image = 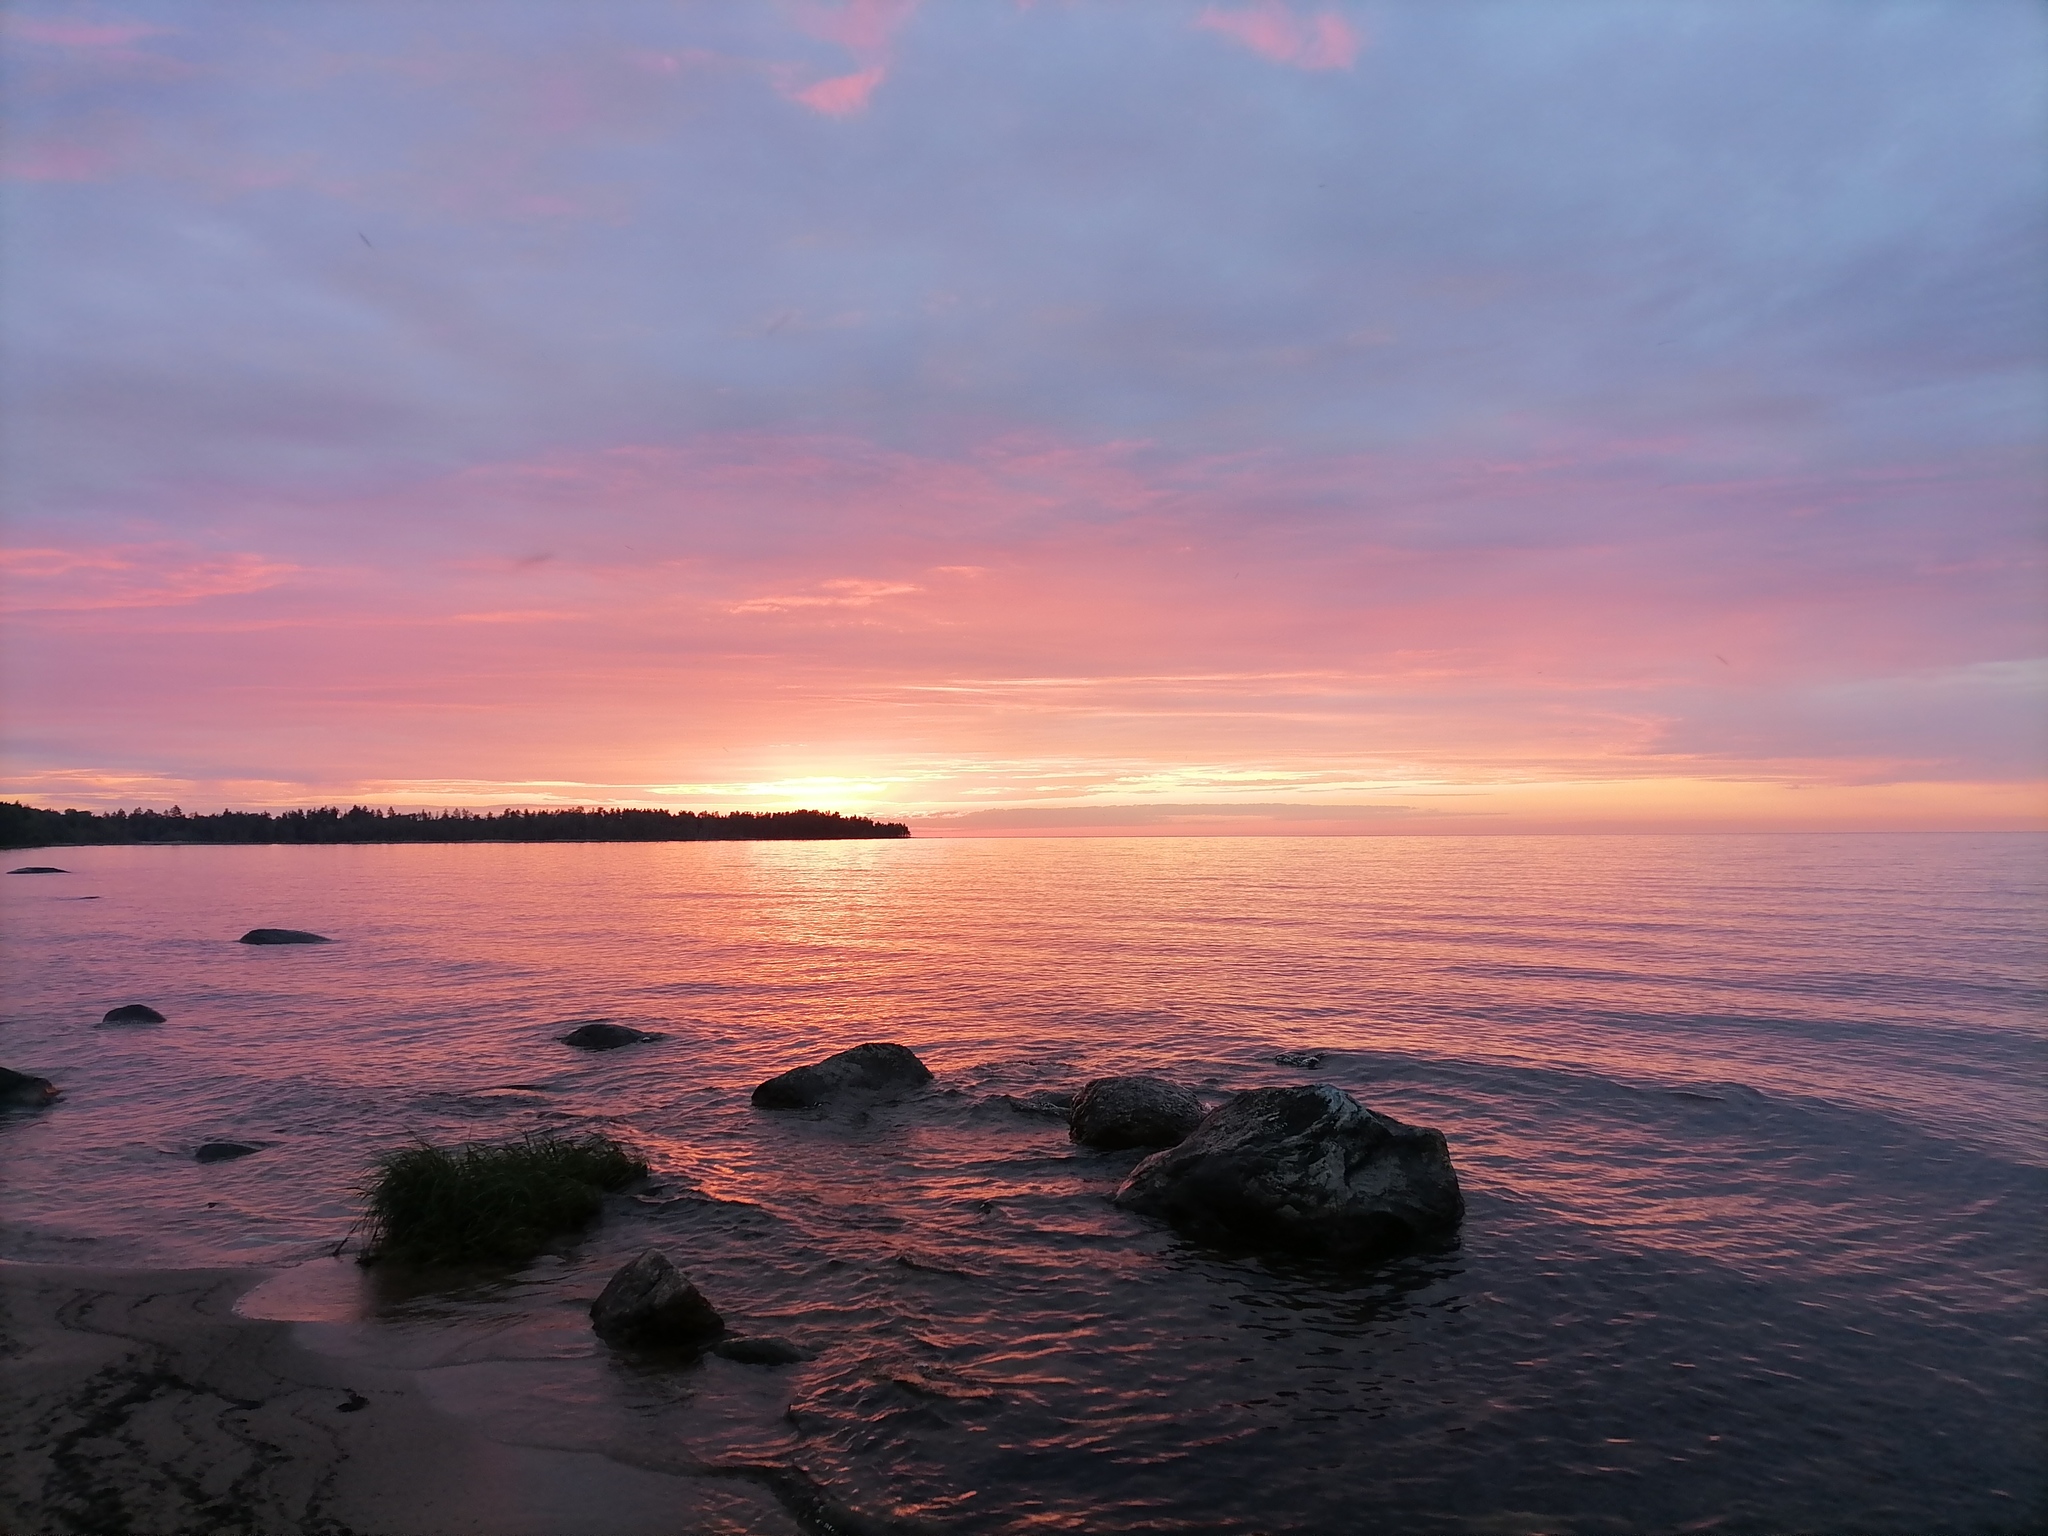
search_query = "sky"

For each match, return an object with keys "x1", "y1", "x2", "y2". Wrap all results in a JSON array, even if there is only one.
[{"x1": 2, "y1": 0, "x2": 2043, "y2": 834}]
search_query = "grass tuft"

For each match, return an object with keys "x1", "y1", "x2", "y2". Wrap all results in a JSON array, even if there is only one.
[{"x1": 355, "y1": 1130, "x2": 648, "y2": 1266}]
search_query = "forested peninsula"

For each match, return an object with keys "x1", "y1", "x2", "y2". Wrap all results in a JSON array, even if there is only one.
[{"x1": 0, "y1": 801, "x2": 910, "y2": 849}]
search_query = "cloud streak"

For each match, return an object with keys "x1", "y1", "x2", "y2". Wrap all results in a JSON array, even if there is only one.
[
  {"x1": 1195, "y1": 3, "x2": 1362, "y2": 71},
  {"x1": 0, "y1": 546, "x2": 297, "y2": 612},
  {"x1": 779, "y1": 0, "x2": 921, "y2": 115}
]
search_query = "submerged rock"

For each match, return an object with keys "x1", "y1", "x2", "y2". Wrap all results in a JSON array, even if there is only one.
[
  {"x1": 751, "y1": 1042, "x2": 933, "y2": 1109},
  {"x1": 7, "y1": 866, "x2": 66, "y2": 875},
  {"x1": 102, "y1": 1004, "x2": 167, "y2": 1025},
  {"x1": 195, "y1": 1141, "x2": 259, "y2": 1164},
  {"x1": 238, "y1": 928, "x2": 332, "y2": 945},
  {"x1": 713, "y1": 1334, "x2": 810, "y2": 1366},
  {"x1": 558, "y1": 1021, "x2": 662, "y2": 1051},
  {"x1": 1272, "y1": 1050, "x2": 1326, "y2": 1069},
  {"x1": 1069, "y1": 1075, "x2": 1204, "y2": 1150},
  {"x1": 982, "y1": 1089, "x2": 1076, "y2": 1121},
  {"x1": 590, "y1": 1249, "x2": 724, "y2": 1346},
  {"x1": 0, "y1": 1068, "x2": 60, "y2": 1107},
  {"x1": 1113, "y1": 1084, "x2": 1463, "y2": 1258}
]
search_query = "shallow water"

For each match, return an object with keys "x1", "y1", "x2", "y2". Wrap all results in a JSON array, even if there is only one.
[{"x1": 2, "y1": 834, "x2": 2043, "y2": 1533}]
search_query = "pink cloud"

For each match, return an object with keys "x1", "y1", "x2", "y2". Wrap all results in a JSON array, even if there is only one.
[
  {"x1": 729, "y1": 577, "x2": 923, "y2": 614},
  {"x1": 2, "y1": 16, "x2": 169, "y2": 48},
  {"x1": 0, "y1": 141, "x2": 118, "y2": 182},
  {"x1": 1195, "y1": 3, "x2": 1363, "y2": 71},
  {"x1": 0, "y1": 545, "x2": 296, "y2": 612},
  {"x1": 779, "y1": 0, "x2": 919, "y2": 116},
  {"x1": 792, "y1": 0, "x2": 920, "y2": 55},
  {"x1": 792, "y1": 66, "x2": 888, "y2": 117}
]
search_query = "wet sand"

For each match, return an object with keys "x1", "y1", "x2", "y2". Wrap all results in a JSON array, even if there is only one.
[{"x1": 0, "y1": 1262, "x2": 848, "y2": 1536}]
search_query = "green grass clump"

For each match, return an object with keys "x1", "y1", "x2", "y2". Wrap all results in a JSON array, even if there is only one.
[{"x1": 356, "y1": 1131, "x2": 648, "y2": 1266}]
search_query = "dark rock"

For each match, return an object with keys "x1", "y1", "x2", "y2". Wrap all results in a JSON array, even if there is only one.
[
  {"x1": 1069, "y1": 1075, "x2": 1204, "y2": 1150},
  {"x1": 102, "y1": 1004, "x2": 166, "y2": 1025},
  {"x1": 8, "y1": 866, "x2": 65, "y2": 874},
  {"x1": 983, "y1": 1090, "x2": 1075, "y2": 1121},
  {"x1": 713, "y1": 1335, "x2": 810, "y2": 1366},
  {"x1": 238, "y1": 928, "x2": 332, "y2": 945},
  {"x1": 0, "y1": 1068, "x2": 60, "y2": 1107},
  {"x1": 558, "y1": 1021, "x2": 662, "y2": 1051},
  {"x1": 1273, "y1": 1050, "x2": 1325, "y2": 1069},
  {"x1": 751, "y1": 1042, "x2": 933, "y2": 1109},
  {"x1": 590, "y1": 1249, "x2": 724, "y2": 1346},
  {"x1": 1112, "y1": 1084, "x2": 1463, "y2": 1258},
  {"x1": 195, "y1": 1141, "x2": 259, "y2": 1163}
]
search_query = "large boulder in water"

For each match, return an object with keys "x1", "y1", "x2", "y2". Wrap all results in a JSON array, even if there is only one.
[
  {"x1": 751, "y1": 1042, "x2": 932, "y2": 1109},
  {"x1": 238, "y1": 928, "x2": 332, "y2": 945},
  {"x1": 1113, "y1": 1085, "x2": 1463, "y2": 1258},
  {"x1": 558, "y1": 1021, "x2": 662, "y2": 1051},
  {"x1": 102, "y1": 1004, "x2": 166, "y2": 1025},
  {"x1": 0, "y1": 1068, "x2": 60, "y2": 1107},
  {"x1": 1069, "y1": 1075, "x2": 1204, "y2": 1150},
  {"x1": 590, "y1": 1249, "x2": 724, "y2": 1346}
]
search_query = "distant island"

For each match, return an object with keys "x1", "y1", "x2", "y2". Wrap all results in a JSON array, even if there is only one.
[{"x1": 0, "y1": 801, "x2": 910, "y2": 849}]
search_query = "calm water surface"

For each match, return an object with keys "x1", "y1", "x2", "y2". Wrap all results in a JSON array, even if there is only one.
[{"x1": 2, "y1": 834, "x2": 2043, "y2": 1533}]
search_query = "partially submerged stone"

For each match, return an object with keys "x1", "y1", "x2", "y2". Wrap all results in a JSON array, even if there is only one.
[
  {"x1": 590, "y1": 1249, "x2": 724, "y2": 1346},
  {"x1": 981, "y1": 1089, "x2": 1076, "y2": 1121},
  {"x1": 0, "y1": 1068, "x2": 59, "y2": 1107},
  {"x1": 558, "y1": 1021, "x2": 662, "y2": 1051},
  {"x1": 1069, "y1": 1075, "x2": 1204, "y2": 1150},
  {"x1": 1113, "y1": 1084, "x2": 1463, "y2": 1258},
  {"x1": 751, "y1": 1042, "x2": 932, "y2": 1109},
  {"x1": 102, "y1": 1004, "x2": 166, "y2": 1025},
  {"x1": 1272, "y1": 1050, "x2": 1325, "y2": 1069},
  {"x1": 196, "y1": 1141, "x2": 259, "y2": 1164},
  {"x1": 713, "y1": 1334, "x2": 809, "y2": 1366},
  {"x1": 7, "y1": 866, "x2": 65, "y2": 874},
  {"x1": 238, "y1": 928, "x2": 332, "y2": 945}
]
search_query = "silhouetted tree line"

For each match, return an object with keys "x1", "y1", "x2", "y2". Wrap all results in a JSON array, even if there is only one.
[{"x1": 0, "y1": 801, "x2": 910, "y2": 849}]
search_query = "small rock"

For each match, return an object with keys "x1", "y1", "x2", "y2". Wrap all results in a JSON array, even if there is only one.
[
  {"x1": 238, "y1": 928, "x2": 332, "y2": 945},
  {"x1": 1113, "y1": 1084, "x2": 1464, "y2": 1259},
  {"x1": 0, "y1": 1068, "x2": 60, "y2": 1107},
  {"x1": 1069, "y1": 1075, "x2": 1204, "y2": 1150},
  {"x1": 196, "y1": 1141, "x2": 259, "y2": 1163},
  {"x1": 751, "y1": 1042, "x2": 933, "y2": 1109},
  {"x1": 590, "y1": 1249, "x2": 725, "y2": 1346},
  {"x1": 558, "y1": 1021, "x2": 662, "y2": 1051},
  {"x1": 1273, "y1": 1051, "x2": 1325, "y2": 1069},
  {"x1": 7, "y1": 866, "x2": 66, "y2": 874},
  {"x1": 982, "y1": 1090, "x2": 1075, "y2": 1121},
  {"x1": 102, "y1": 1004, "x2": 167, "y2": 1025},
  {"x1": 713, "y1": 1335, "x2": 810, "y2": 1366},
  {"x1": 337, "y1": 1390, "x2": 369, "y2": 1413}
]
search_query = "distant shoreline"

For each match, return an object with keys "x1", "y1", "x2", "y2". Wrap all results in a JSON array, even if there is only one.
[{"x1": 0, "y1": 801, "x2": 910, "y2": 850}]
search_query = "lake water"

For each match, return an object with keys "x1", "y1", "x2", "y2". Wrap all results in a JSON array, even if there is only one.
[{"x1": 2, "y1": 834, "x2": 2043, "y2": 1533}]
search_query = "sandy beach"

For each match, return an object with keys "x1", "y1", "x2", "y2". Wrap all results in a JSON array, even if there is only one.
[{"x1": 0, "y1": 1262, "x2": 855, "y2": 1536}]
